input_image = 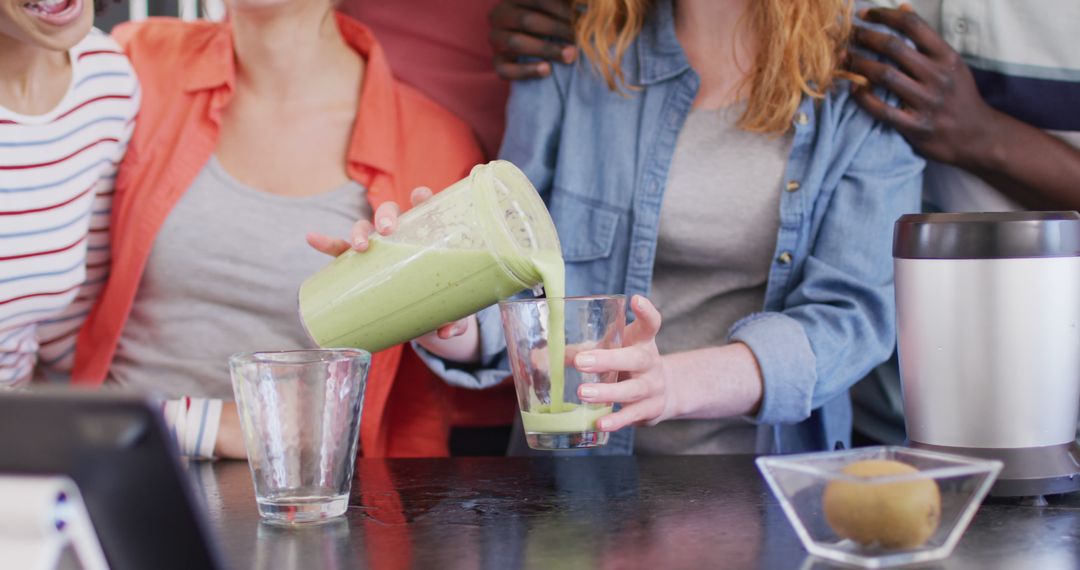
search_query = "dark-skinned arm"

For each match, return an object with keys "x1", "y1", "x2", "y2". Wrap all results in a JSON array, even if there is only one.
[
  {"x1": 849, "y1": 6, "x2": 1080, "y2": 211},
  {"x1": 488, "y1": 0, "x2": 576, "y2": 80}
]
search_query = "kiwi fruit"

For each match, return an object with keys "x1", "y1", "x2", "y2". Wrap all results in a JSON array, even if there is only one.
[{"x1": 822, "y1": 459, "x2": 941, "y2": 549}]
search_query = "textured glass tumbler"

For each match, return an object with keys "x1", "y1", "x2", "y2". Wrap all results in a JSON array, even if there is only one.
[
  {"x1": 499, "y1": 295, "x2": 625, "y2": 450},
  {"x1": 229, "y1": 349, "x2": 369, "y2": 524}
]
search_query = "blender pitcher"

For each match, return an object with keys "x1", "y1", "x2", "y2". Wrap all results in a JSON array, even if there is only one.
[{"x1": 299, "y1": 160, "x2": 561, "y2": 353}]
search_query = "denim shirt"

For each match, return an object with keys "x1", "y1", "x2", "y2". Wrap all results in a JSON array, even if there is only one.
[{"x1": 421, "y1": 0, "x2": 923, "y2": 456}]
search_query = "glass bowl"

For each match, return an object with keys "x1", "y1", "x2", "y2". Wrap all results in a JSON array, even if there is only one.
[{"x1": 757, "y1": 446, "x2": 1002, "y2": 568}]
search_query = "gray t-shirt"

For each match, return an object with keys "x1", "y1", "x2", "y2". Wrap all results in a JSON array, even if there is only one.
[
  {"x1": 109, "y1": 156, "x2": 369, "y2": 398},
  {"x1": 633, "y1": 105, "x2": 791, "y2": 455}
]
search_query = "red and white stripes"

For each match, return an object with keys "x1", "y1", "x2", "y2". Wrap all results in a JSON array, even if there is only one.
[{"x1": 0, "y1": 29, "x2": 139, "y2": 386}]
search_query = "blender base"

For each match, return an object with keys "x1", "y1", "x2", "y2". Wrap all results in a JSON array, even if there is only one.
[{"x1": 910, "y1": 440, "x2": 1080, "y2": 497}]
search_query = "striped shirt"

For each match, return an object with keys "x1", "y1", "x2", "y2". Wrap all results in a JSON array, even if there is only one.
[
  {"x1": 876, "y1": 0, "x2": 1080, "y2": 212},
  {"x1": 0, "y1": 29, "x2": 139, "y2": 387}
]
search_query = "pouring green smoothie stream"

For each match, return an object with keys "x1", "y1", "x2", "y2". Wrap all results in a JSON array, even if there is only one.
[
  {"x1": 520, "y1": 254, "x2": 612, "y2": 435},
  {"x1": 298, "y1": 161, "x2": 612, "y2": 443}
]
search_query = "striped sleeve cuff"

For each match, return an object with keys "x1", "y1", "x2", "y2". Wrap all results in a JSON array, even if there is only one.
[
  {"x1": 187, "y1": 398, "x2": 223, "y2": 460},
  {"x1": 164, "y1": 397, "x2": 224, "y2": 459}
]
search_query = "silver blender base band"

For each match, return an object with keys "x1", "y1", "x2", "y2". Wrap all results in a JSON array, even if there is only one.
[{"x1": 910, "y1": 441, "x2": 1080, "y2": 497}]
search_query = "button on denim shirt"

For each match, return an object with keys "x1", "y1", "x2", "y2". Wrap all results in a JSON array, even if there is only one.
[{"x1": 422, "y1": 0, "x2": 923, "y2": 455}]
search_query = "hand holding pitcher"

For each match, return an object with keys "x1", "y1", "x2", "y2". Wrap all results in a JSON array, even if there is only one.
[
  {"x1": 299, "y1": 161, "x2": 562, "y2": 361},
  {"x1": 307, "y1": 186, "x2": 478, "y2": 361}
]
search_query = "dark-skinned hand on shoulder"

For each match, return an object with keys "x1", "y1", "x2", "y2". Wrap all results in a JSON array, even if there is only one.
[
  {"x1": 848, "y1": 5, "x2": 1080, "y2": 211},
  {"x1": 489, "y1": 0, "x2": 576, "y2": 80}
]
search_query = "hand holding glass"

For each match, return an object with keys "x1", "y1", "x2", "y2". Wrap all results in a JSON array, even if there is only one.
[{"x1": 500, "y1": 295, "x2": 625, "y2": 450}]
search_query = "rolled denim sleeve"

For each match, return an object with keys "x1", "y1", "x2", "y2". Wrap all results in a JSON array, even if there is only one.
[
  {"x1": 412, "y1": 305, "x2": 510, "y2": 389},
  {"x1": 415, "y1": 66, "x2": 570, "y2": 389},
  {"x1": 728, "y1": 312, "x2": 816, "y2": 425},
  {"x1": 732, "y1": 98, "x2": 923, "y2": 425}
]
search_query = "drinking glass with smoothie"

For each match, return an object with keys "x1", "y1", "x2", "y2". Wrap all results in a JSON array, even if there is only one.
[{"x1": 500, "y1": 295, "x2": 625, "y2": 450}]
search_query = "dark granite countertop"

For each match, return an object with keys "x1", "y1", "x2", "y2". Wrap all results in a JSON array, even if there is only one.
[{"x1": 190, "y1": 455, "x2": 1080, "y2": 569}]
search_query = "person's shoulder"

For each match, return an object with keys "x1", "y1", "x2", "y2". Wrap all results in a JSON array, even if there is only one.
[
  {"x1": 817, "y1": 10, "x2": 911, "y2": 131},
  {"x1": 110, "y1": 18, "x2": 226, "y2": 97},
  {"x1": 74, "y1": 27, "x2": 125, "y2": 56},
  {"x1": 112, "y1": 17, "x2": 220, "y2": 44},
  {"x1": 72, "y1": 28, "x2": 135, "y2": 77},
  {"x1": 70, "y1": 29, "x2": 139, "y2": 113},
  {"x1": 814, "y1": 76, "x2": 893, "y2": 152},
  {"x1": 112, "y1": 18, "x2": 222, "y2": 65}
]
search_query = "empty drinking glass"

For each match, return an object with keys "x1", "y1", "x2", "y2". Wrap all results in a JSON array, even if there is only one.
[
  {"x1": 229, "y1": 349, "x2": 369, "y2": 524},
  {"x1": 499, "y1": 295, "x2": 625, "y2": 450}
]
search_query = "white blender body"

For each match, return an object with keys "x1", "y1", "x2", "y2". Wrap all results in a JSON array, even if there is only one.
[{"x1": 895, "y1": 212, "x2": 1080, "y2": 497}]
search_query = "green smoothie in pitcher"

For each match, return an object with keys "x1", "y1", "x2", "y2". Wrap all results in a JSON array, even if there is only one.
[
  {"x1": 299, "y1": 160, "x2": 557, "y2": 352},
  {"x1": 298, "y1": 160, "x2": 611, "y2": 441},
  {"x1": 301, "y1": 241, "x2": 533, "y2": 351}
]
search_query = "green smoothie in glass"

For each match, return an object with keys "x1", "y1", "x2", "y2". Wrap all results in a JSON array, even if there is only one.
[{"x1": 500, "y1": 294, "x2": 624, "y2": 449}]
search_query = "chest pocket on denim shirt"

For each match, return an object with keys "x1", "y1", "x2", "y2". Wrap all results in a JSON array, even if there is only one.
[{"x1": 548, "y1": 189, "x2": 622, "y2": 295}]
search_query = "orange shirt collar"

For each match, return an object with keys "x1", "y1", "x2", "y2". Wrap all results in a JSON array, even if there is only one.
[{"x1": 180, "y1": 12, "x2": 399, "y2": 178}]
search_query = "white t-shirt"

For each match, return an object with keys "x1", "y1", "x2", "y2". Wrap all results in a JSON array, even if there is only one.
[{"x1": 0, "y1": 29, "x2": 139, "y2": 386}]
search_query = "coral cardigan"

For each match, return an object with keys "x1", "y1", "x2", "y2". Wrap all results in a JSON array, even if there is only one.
[{"x1": 73, "y1": 14, "x2": 484, "y2": 457}]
